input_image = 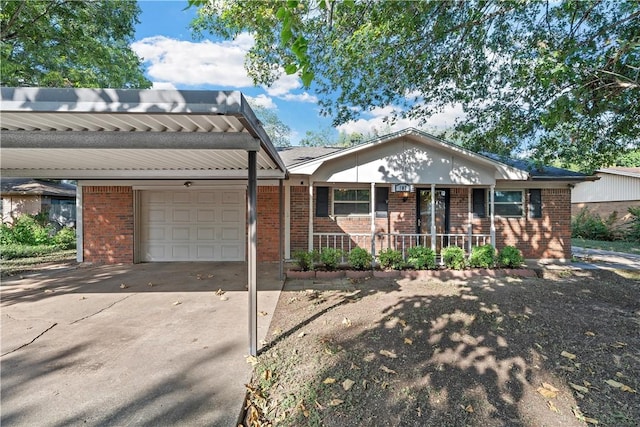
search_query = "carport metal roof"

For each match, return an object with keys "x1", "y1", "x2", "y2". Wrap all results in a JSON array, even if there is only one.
[
  {"x1": 0, "y1": 87, "x2": 286, "y2": 179},
  {"x1": 1, "y1": 87, "x2": 287, "y2": 357}
]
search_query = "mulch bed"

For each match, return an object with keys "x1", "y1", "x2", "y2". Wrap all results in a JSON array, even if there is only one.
[{"x1": 243, "y1": 269, "x2": 640, "y2": 426}]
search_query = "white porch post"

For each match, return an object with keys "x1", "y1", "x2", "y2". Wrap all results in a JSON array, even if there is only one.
[
  {"x1": 467, "y1": 187, "x2": 473, "y2": 254},
  {"x1": 308, "y1": 181, "x2": 314, "y2": 251},
  {"x1": 430, "y1": 183, "x2": 436, "y2": 252},
  {"x1": 284, "y1": 182, "x2": 291, "y2": 259},
  {"x1": 490, "y1": 184, "x2": 496, "y2": 249},
  {"x1": 279, "y1": 179, "x2": 285, "y2": 280},
  {"x1": 248, "y1": 151, "x2": 258, "y2": 356},
  {"x1": 370, "y1": 182, "x2": 376, "y2": 259},
  {"x1": 76, "y1": 183, "x2": 83, "y2": 262}
]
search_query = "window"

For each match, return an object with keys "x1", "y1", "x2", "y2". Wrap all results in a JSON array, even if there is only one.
[
  {"x1": 316, "y1": 187, "x2": 329, "y2": 217},
  {"x1": 333, "y1": 188, "x2": 370, "y2": 215},
  {"x1": 494, "y1": 190, "x2": 524, "y2": 217}
]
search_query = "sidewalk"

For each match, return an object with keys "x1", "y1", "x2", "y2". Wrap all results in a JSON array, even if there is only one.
[{"x1": 527, "y1": 246, "x2": 640, "y2": 271}]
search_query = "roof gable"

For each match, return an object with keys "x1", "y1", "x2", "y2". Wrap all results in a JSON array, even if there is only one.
[{"x1": 288, "y1": 128, "x2": 529, "y2": 184}]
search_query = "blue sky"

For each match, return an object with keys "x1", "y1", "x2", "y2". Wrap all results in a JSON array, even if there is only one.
[{"x1": 133, "y1": 1, "x2": 463, "y2": 144}]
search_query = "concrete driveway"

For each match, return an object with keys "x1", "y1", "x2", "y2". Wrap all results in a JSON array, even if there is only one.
[{"x1": 1, "y1": 262, "x2": 283, "y2": 426}]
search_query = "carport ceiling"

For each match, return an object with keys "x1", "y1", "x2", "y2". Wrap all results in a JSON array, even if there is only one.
[{"x1": 0, "y1": 87, "x2": 286, "y2": 179}]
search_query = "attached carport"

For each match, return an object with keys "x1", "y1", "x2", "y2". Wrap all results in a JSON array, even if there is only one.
[{"x1": 0, "y1": 87, "x2": 287, "y2": 356}]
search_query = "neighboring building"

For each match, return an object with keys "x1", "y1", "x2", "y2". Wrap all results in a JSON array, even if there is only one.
[
  {"x1": 1, "y1": 178, "x2": 76, "y2": 226},
  {"x1": 572, "y1": 167, "x2": 640, "y2": 227},
  {"x1": 1, "y1": 87, "x2": 596, "y2": 265}
]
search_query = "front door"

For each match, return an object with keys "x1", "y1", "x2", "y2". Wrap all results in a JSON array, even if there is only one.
[{"x1": 417, "y1": 189, "x2": 450, "y2": 248}]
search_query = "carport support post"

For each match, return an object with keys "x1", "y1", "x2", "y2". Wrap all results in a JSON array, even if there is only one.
[
  {"x1": 248, "y1": 151, "x2": 258, "y2": 356},
  {"x1": 279, "y1": 179, "x2": 285, "y2": 280}
]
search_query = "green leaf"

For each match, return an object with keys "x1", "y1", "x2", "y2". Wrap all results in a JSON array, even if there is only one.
[{"x1": 284, "y1": 63, "x2": 298, "y2": 74}]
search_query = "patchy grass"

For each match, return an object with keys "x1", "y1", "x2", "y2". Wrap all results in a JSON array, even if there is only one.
[
  {"x1": 243, "y1": 271, "x2": 640, "y2": 426},
  {"x1": 573, "y1": 238, "x2": 640, "y2": 255},
  {"x1": 1, "y1": 249, "x2": 77, "y2": 276}
]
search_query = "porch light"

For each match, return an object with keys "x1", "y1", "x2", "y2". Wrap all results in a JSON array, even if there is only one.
[{"x1": 401, "y1": 191, "x2": 410, "y2": 202}]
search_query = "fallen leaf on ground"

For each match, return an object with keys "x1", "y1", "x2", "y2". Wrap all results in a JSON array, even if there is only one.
[
  {"x1": 399, "y1": 319, "x2": 407, "y2": 327},
  {"x1": 262, "y1": 370, "x2": 272, "y2": 381},
  {"x1": 119, "y1": 284, "x2": 128, "y2": 289},
  {"x1": 323, "y1": 377, "x2": 336, "y2": 384},
  {"x1": 173, "y1": 301, "x2": 181, "y2": 306},
  {"x1": 605, "y1": 379, "x2": 637, "y2": 393},
  {"x1": 215, "y1": 289, "x2": 225, "y2": 295},
  {"x1": 147, "y1": 282, "x2": 154, "y2": 287},
  {"x1": 547, "y1": 400, "x2": 560, "y2": 413},
  {"x1": 342, "y1": 379, "x2": 355, "y2": 391},
  {"x1": 561, "y1": 350, "x2": 577, "y2": 360},
  {"x1": 537, "y1": 384, "x2": 558, "y2": 399},
  {"x1": 404, "y1": 338, "x2": 413, "y2": 345},
  {"x1": 380, "y1": 365, "x2": 397, "y2": 374},
  {"x1": 380, "y1": 349, "x2": 397, "y2": 358},
  {"x1": 328, "y1": 399, "x2": 344, "y2": 406},
  {"x1": 342, "y1": 317, "x2": 352, "y2": 327},
  {"x1": 79, "y1": 296, "x2": 86, "y2": 300},
  {"x1": 611, "y1": 341, "x2": 627, "y2": 348},
  {"x1": 297, "y1": 331, "x2": 306, "y2": 338},
  {"x1": 584, "y1": 331, "x2": 596, "y2": 336},
  {"x1": 245, "y1": 355, "x2": 258, "y2": 366},
  {"x1": 464, "y1": 405, "x2": 474, "y2": 413},
  {"x1": 258, "y1": 311, "x2": 268, "y2": 317},
  {"x1": 569, "y1": 383, "x2": 589, "y2": 394}
]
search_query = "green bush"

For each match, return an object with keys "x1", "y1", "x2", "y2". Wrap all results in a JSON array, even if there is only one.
[
  {"x1": 0, "y1": 223, "x2": 16, "y2": 245},
  {"x1": 0, "y1": 244, "x2": 61, "y2": 260},
  {"x1": 348, "y1": 247, "x2": 372, "y2": 270},
  {"x1": 571, "y1": 207, "x2": 619, "y2": 241},
  {"x1": 406, "y1": 246, "x2": 437, "y2": 270},
  {"x1": 497, "y1": 246, "x2": 524, "y2": 268},
  {"x1": 442, "y1": 246, "x2": 465, "y2": 270},
  {"x1": 320, "y1": 247, "x2": 343, "y2": 271},
  {"x1": 378, "y1": 248, "x2": 404, "y2": 270},
  {"x1": 292, "y1": 250, "x2": 317, "y2": 271},
  {"x1": 53, "y1": 227, "x2": 77, "y2": 249},
  {"x1": 3, "y1": 214, "x2": 53, "y2": 245},
  {"x1": 468, "y1": 244, "x2": 496, "y2": 268},
  {"x1": 627, "y1": 206, "x2": 640, "y2": 243}
]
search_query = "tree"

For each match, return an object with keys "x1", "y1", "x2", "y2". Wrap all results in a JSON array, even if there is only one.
[
  {"x1": 249, "y1": 104, "x2": 292, "y2": 147},
  {"x1": 190, "y1": 0, "x2": 639, "y2": 171},
  {"x1": 1, "y1": 0, "x2": 150, "y2": 88},
  {"x1": 299, "y1": 127, "x2": 336, "y2": 146}
]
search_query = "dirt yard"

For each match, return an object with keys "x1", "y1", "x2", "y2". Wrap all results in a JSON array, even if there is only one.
[{"x1": 244, "y1": 269, "x2": 639, "y2": 426}]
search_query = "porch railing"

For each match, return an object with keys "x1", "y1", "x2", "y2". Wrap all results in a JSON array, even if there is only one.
[{"x1": 312, "y1": 232, "x2": 491, "y2": 260}]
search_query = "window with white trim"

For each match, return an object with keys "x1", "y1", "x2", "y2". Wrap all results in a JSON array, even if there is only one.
[
  {"x1": 332, "y1": 188, "x2": 370, "y2": 215},
  {"x1": 493, "y1": 190, "x2": 524, "y2": 217}
]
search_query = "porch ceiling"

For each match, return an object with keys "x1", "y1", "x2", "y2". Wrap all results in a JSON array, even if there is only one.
[{"x1": 0, "y1": 87, "x2": 286, "y2": 179}]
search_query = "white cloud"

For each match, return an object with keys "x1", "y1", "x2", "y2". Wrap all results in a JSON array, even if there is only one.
[
  {"x1": 281, "y1": 92, "x2": 318, "y2": 103},
  {"x1": 246, "y1": 94, "x2": 277, "y2": 109},
  {"x1": 263, "y1": 73, "x2": 318, "y2": 103},
  {"x1": 336, "y1": 104, "x2": 465, "y2": 135},
  {"x1": 131, "y1": 34, "x2": 254, "y2": 87},
  {"x1": 151, "y1": 81, "x2": 177, "y2": 90}
]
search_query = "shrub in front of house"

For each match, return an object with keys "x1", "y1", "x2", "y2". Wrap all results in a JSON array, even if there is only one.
[
  {"x1": 292, "y1": 249, "x2": 318, "y2": 271},
  {"x1": 627, "y1": 206, "x2": 640, "y2": 243},
  {"x1": 53, "y1": 227, "x2": 77, "y2": 249},
  {"x1": 406, "y1": 246, "x2": 437, "y2": 270},
  {"x1": 442, "y1": 246, "x2": 465, "y2": 270},
  {"x1": 497, "y1": 245, "x2": 525, "y2": 268},
  {"x1": 348, "y1": 247, "x2": 373, "y2": 270},
  {"x1": 571, "y1": 207, "x2": 619, "y2": 241},
  {"x1": 320, "y1": 247, "x2": 343, "y2": 271},
  {"x1": 468, "y1": 244, "x2": 496, "y2": 268},
  {"x1": 377, "y1": 248, "x2": 405, "y2": 270}
]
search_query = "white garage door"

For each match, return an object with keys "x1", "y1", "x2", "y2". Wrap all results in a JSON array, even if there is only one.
[{"x1": 140, "y1": 189, "x2": 245, "y2": 262}]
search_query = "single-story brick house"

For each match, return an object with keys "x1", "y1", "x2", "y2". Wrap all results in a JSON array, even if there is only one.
[
  {"x1": 1, "y1": 178, "x2": 77, "y2": 226},
  {"x1": 1, "y1": 87, "x2": 596, "y2": 266}
]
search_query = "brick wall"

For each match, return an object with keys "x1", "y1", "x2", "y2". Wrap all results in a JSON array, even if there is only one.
[
  {"x1": 292, "y1": 185, "x2": 572, "y2": 260},
  {"x1": 83, "y1": 186, "x2": 133, "y2": 264},
  {"x1": 257, "y1": 186, "x2": 281, "y2": 261}
]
